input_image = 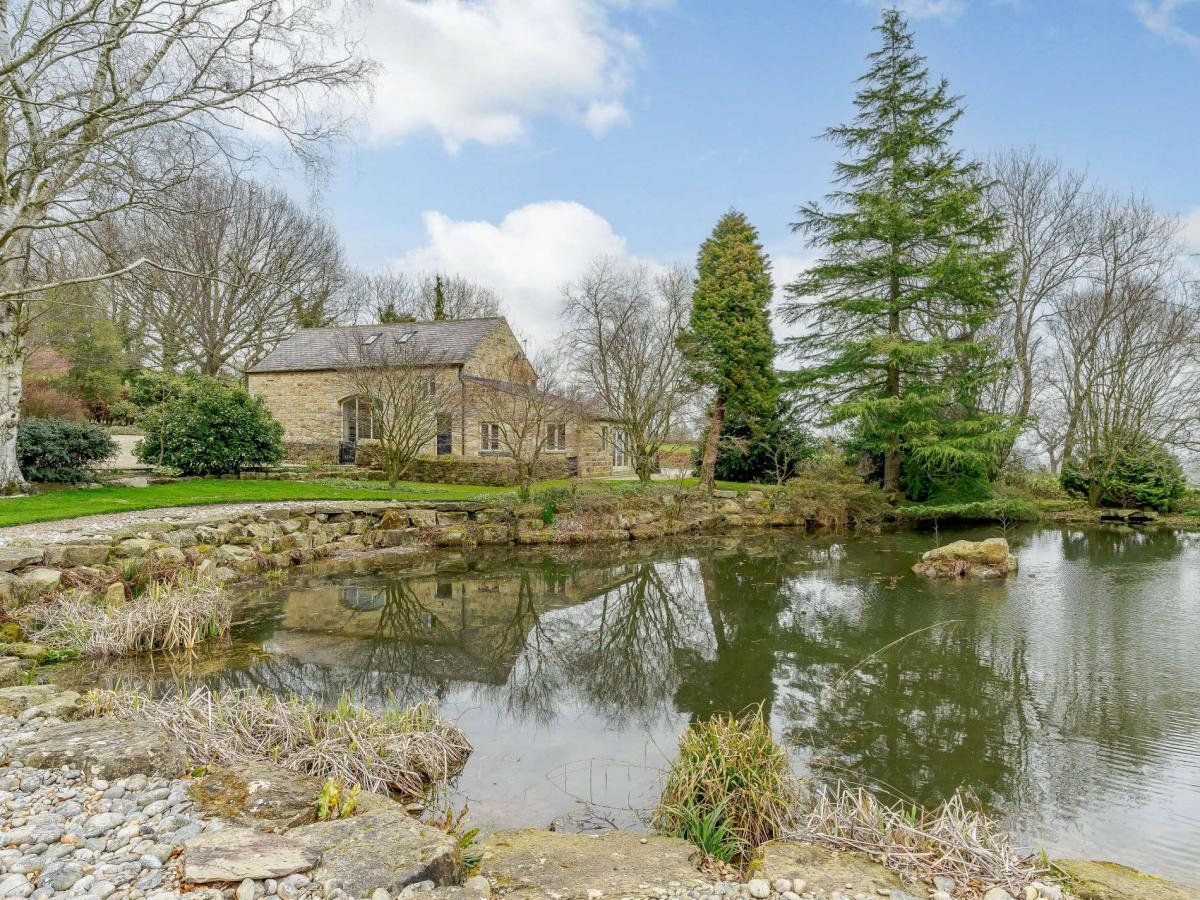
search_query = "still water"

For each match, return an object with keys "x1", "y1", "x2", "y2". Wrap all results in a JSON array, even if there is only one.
[{"x1": 77, "y1": 527, "x2": 1200, "y2": 884}]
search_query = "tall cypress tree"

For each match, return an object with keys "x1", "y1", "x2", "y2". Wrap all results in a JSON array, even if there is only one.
[
  {"x1": 783, "y1": 10, "x2": 1010, "y2": 499},
  {"x1": 685, "y1": 210, "x2": 778, "y2": 490},
  {"x1": 433, "y1": 274, "x2": 447, "y2": 321}
]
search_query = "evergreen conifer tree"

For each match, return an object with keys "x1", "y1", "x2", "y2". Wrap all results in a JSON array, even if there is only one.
[
  {"x1": 783, "y1": 9, "x2": 1010, "y2": 499},
  {"x1": 685, "y1": 210, "x2": 778, "y2": 490},
  {"x1": 433, "y1": 274, "x2": 447, "y2": 321}
]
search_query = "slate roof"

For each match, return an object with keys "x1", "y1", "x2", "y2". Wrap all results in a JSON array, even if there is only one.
[
  {"x1": 247, "y1": 318, "x2": 504, "y2": 374},
  {"x1": 461, "y1": 374, "x2": 617, "y2": 421}
]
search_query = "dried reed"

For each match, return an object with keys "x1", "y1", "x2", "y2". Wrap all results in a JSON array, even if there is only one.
[
  {"x1": 796, "y1": 785, "x2": 1050, "y2": 897},
  {"x1": 92, "y1": 686, "x2": 472, "y2": 799},
  {"x1": 26, "y1": 572, "x2": 231, "y2": 657}
]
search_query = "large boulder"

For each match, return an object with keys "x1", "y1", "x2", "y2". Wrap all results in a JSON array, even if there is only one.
[
  {"x1": 10, "y1": 716, "x2": 187, "y2": 780},
  {"x1": 756, "y1": 841, "x2": 906, "y2": 897},
  {"x1": 913, "y1": 537, "x2": 1018, "y2": 579},
  {"x1": 289, "y1": 801, "x2": 460, "y2": 895},
  {"x1": 477, "y1": 829, "x2": 704, "y2": 900},
  {"x1": 1056, "y1": 860, "x2": 1199, "y2": 900},
  {"x1": 182, "y1": 827, "x2": 321, "y2": 883},
  {"x1": 188, "y1": 762, "x2": 324, "y2": 831},
  {"x1": 0, "y1": 546, "x2": 44, "y2": 571}
]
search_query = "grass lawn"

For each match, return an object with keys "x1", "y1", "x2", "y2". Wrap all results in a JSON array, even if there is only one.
[
  {"x1": 0, "y1": 474, "x2": 766, "y2": 529},
  {"x1": 0, "y1": 478, "x2": 511, "y2": 528}
]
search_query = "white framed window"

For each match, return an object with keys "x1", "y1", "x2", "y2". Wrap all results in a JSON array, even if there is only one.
[
  {"x1": 544, "y1": 423, "x2": 567, "y2": 451},
  {"x1": 480, "y1": 422, "x2": 501, "y2": 452},
  {"x1": 341, "y1": 396, "x2": 375, "y2": 442}
]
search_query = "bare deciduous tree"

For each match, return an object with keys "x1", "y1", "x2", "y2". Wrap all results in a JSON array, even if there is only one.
[
  {"x1": 1050, "y1": 278, "x2": 1200, "y2": 504},
  {"x1": 335, "y1": 331, "x2": 458, "y2": 487},
  {"x1": 0, "y1": 0, "x2": 369, "y2": 490},
  {"x1": 467, "y1": 351, "x2": 580, "y2": 499},
  {"x1": 349, "y1": 270, "x2": 502, "y2": 324},
  {"x1": 561, "y1": 258, "x2": 693, "y2": 482},
  {"x1": 986, "y1": 150, "x2": 1095, "y2": 460},
  {"x1": 110, "y1": 174, "x2": 348, "y2": 375}
]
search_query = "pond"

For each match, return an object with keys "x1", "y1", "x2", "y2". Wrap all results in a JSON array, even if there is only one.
[{"x1": 69, "y1": 526, "x2": 1200, "y2": 885}]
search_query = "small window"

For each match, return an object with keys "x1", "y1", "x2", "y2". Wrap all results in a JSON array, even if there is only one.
[
  {"x1": 480, "y1": 422, "x2": 500, "y2": 452},
  {"x1": 435, "y1": 581, "x2": 454, "y2": 600},
  {"x1": 362, "y1": 332, "x2": 381, "y2": 346},
  {"x1": 544, "y1": 423, "x2": 567, "y2": 451},
  {"x1": 426, "y1": 373, "x2": 437, "y2": 396},
  {"x1": 600, "y1": 426, "x2": 608, "y2": 451}
]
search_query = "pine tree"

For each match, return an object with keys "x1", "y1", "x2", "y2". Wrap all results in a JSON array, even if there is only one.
[
  {"x1": 783, "y1": 9, "x2": 1010, "y2": 499},
  {"x1": 685, "y1": 210, "x2": 778, "y2": 490},
  {"x1": 433, "y1": 274, "x2": 447, "y2": 321}
]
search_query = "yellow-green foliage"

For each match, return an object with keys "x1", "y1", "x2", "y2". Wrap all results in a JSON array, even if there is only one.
[
  {"x1": 654, "y1": 708, "x2": 799, "y2": 863},
  {"x1": 316, "y1": 777, "x2": 361, "y2": 820}
]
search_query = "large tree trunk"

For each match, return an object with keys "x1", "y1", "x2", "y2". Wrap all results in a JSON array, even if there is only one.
[
  {"x1": 0, "y1": 320, "x2": 28, "y2": 495},
  {"x1": 699, "y1": 394, "x2": 725, "y2": 492}
]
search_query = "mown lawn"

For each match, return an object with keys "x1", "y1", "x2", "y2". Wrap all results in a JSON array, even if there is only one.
[
  {"x1": 0, "y1": 478, "x2": 510, "y2": 528},
  {"x1": 0, "y1": 474, "x2": 765, "y2": 529}
]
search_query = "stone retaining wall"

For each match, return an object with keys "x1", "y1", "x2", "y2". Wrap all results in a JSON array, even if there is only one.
[{"x1": 0, "y1": 489, "x2": 801, "y2": 608}]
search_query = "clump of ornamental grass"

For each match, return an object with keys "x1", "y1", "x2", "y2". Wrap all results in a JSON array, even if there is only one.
[
  {"x1": 797, "y1": 785, "x2": 1050, "y2": 898},
  {"x1": 88, "y1": 686, "x2": 472, "y2": 800},
  {"x1": 25, "y1": 571, "x2": 231, "y2": 657},
  {"x1": 653, "y1": 708, "x2": 800, "y2": 865}
]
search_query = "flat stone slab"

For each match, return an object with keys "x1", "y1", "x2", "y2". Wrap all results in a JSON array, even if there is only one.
[
  {"x1": 0, "y1": 546, "x2": 43, "y2": 571},
  {"x1": 478, "y1": 829, "x2": 704, "y2": 899},
  {"x1": 183, "y1": 827, "x2": 321, "y2": 882},
  {"x1": 757, "y1": 841, "x2": 905, "y2": 897},
  {"x1": 10, "y1": 716, "x2": 187, "y2": 780},
  {"x1": 1056, "y1": 859, "x2": 1200, "y2": 900},
  {"x1": 0, "y1": 683, "x2": 66, "y2": 716},
  {"x1": 290, "y1": 804, "x2": 459, "y2": 896},
  {"x1": 189, "y1": 761, "x2": 324, "y2": 831}
]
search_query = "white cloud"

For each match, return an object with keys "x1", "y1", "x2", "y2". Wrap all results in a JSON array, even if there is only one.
[
  {"x1": 1134, "y1": 0, "x2": 1200, "y2": 50},
  {"x1": 393, "y1": 201, "x2": 647, "y2": 346},
  {"x1": 360, "y1": 0, "x2": 646, "y2": 150},
  {"x1": 1184, "y1": 207, "x2": 1200, "y2": 250}
]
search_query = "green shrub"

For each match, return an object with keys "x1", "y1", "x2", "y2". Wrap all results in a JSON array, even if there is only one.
[
  {"x1": 109, "y1": 399, "x2": 138, "y2": 426},
  {"x1": 653, "y1": 708, "x2": 798, "y2": 864},
  {"x1": 701, "y1": 397, "x2": 816, "y2": 484},
  {"x1": 780, "y1": 452, "x2": 890, "y2": 529},
  {"x1": 1061, "y1": 440, "x2": 1187, "y2": 512},
  {"x1": 136, "y1": 378, "x2": 284, "y2": 475},
  {"x1": 16, "y1": 417, "x2": 115, "y2": 482},
  {"x1": 894, "y1": 498, "x2": 1037, "y2": 524}
]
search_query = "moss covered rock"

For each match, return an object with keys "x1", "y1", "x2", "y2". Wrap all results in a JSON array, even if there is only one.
[
  {"x1": 913, "y1": 537, "x2": 1018, "y2": 579},
  {"x1": 1056, "y1": 859, "x2": 1199, "y2": 900}
]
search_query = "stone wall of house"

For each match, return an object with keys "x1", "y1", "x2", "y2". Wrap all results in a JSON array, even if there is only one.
[
  {"x1": 352, "y1": 446, "x2": 571, "y2": 485},
  {"x1": 0, "y1": 489, "x2": 794, "y2": 608}
]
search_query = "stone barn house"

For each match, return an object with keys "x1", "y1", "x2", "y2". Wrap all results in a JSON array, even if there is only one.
[{"x1": 246, "y1": 317, "x2": 629, "y2": 482}]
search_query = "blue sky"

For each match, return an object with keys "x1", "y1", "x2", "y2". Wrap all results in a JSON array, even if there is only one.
[{"x1": 316, "y1": 0, "x2": 1200, "y2": 343}]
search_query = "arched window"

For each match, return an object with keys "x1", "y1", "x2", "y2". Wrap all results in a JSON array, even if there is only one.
[{"x1": 341, "y1": 395, "x2": 375, "y2": 442}]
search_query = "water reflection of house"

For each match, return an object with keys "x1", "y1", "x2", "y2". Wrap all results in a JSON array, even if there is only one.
[{"x1": 267, "y1": 563, "x2": 639, "y2": 686}]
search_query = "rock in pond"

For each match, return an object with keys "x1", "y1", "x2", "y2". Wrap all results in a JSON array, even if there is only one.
[
  {"x1": 289, "y1": 803, "x2": 460, "y2": 895},
  {"x1": 1055, "y1": 859, "x2": 1199, "y2": 900},
  {"x1": 182, "y1": 827, "x2": 321, "y2": 882},
  {"x1": 913, "y1": 537, "x2": 1018, "y2": 579},
  {"x1": 477, "y1": 829, "x2": 704, "y2": 899},
  {"x1": 10, "y1": 716, "x2": 187, "y2": 780},
  {"x1": 756, "y1": 840, "x2": 905, "y2": 897}
]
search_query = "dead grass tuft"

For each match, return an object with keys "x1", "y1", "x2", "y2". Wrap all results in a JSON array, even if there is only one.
[
  {"x1": 796, "y1": 785, "x2": 1051, "y2": 898},
  {"x1": 25, "y1": 571, "x2": 231, "y2": 656},
  {"x1": 91, "y1": 686, "x2": 472, "y2": 799}
]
